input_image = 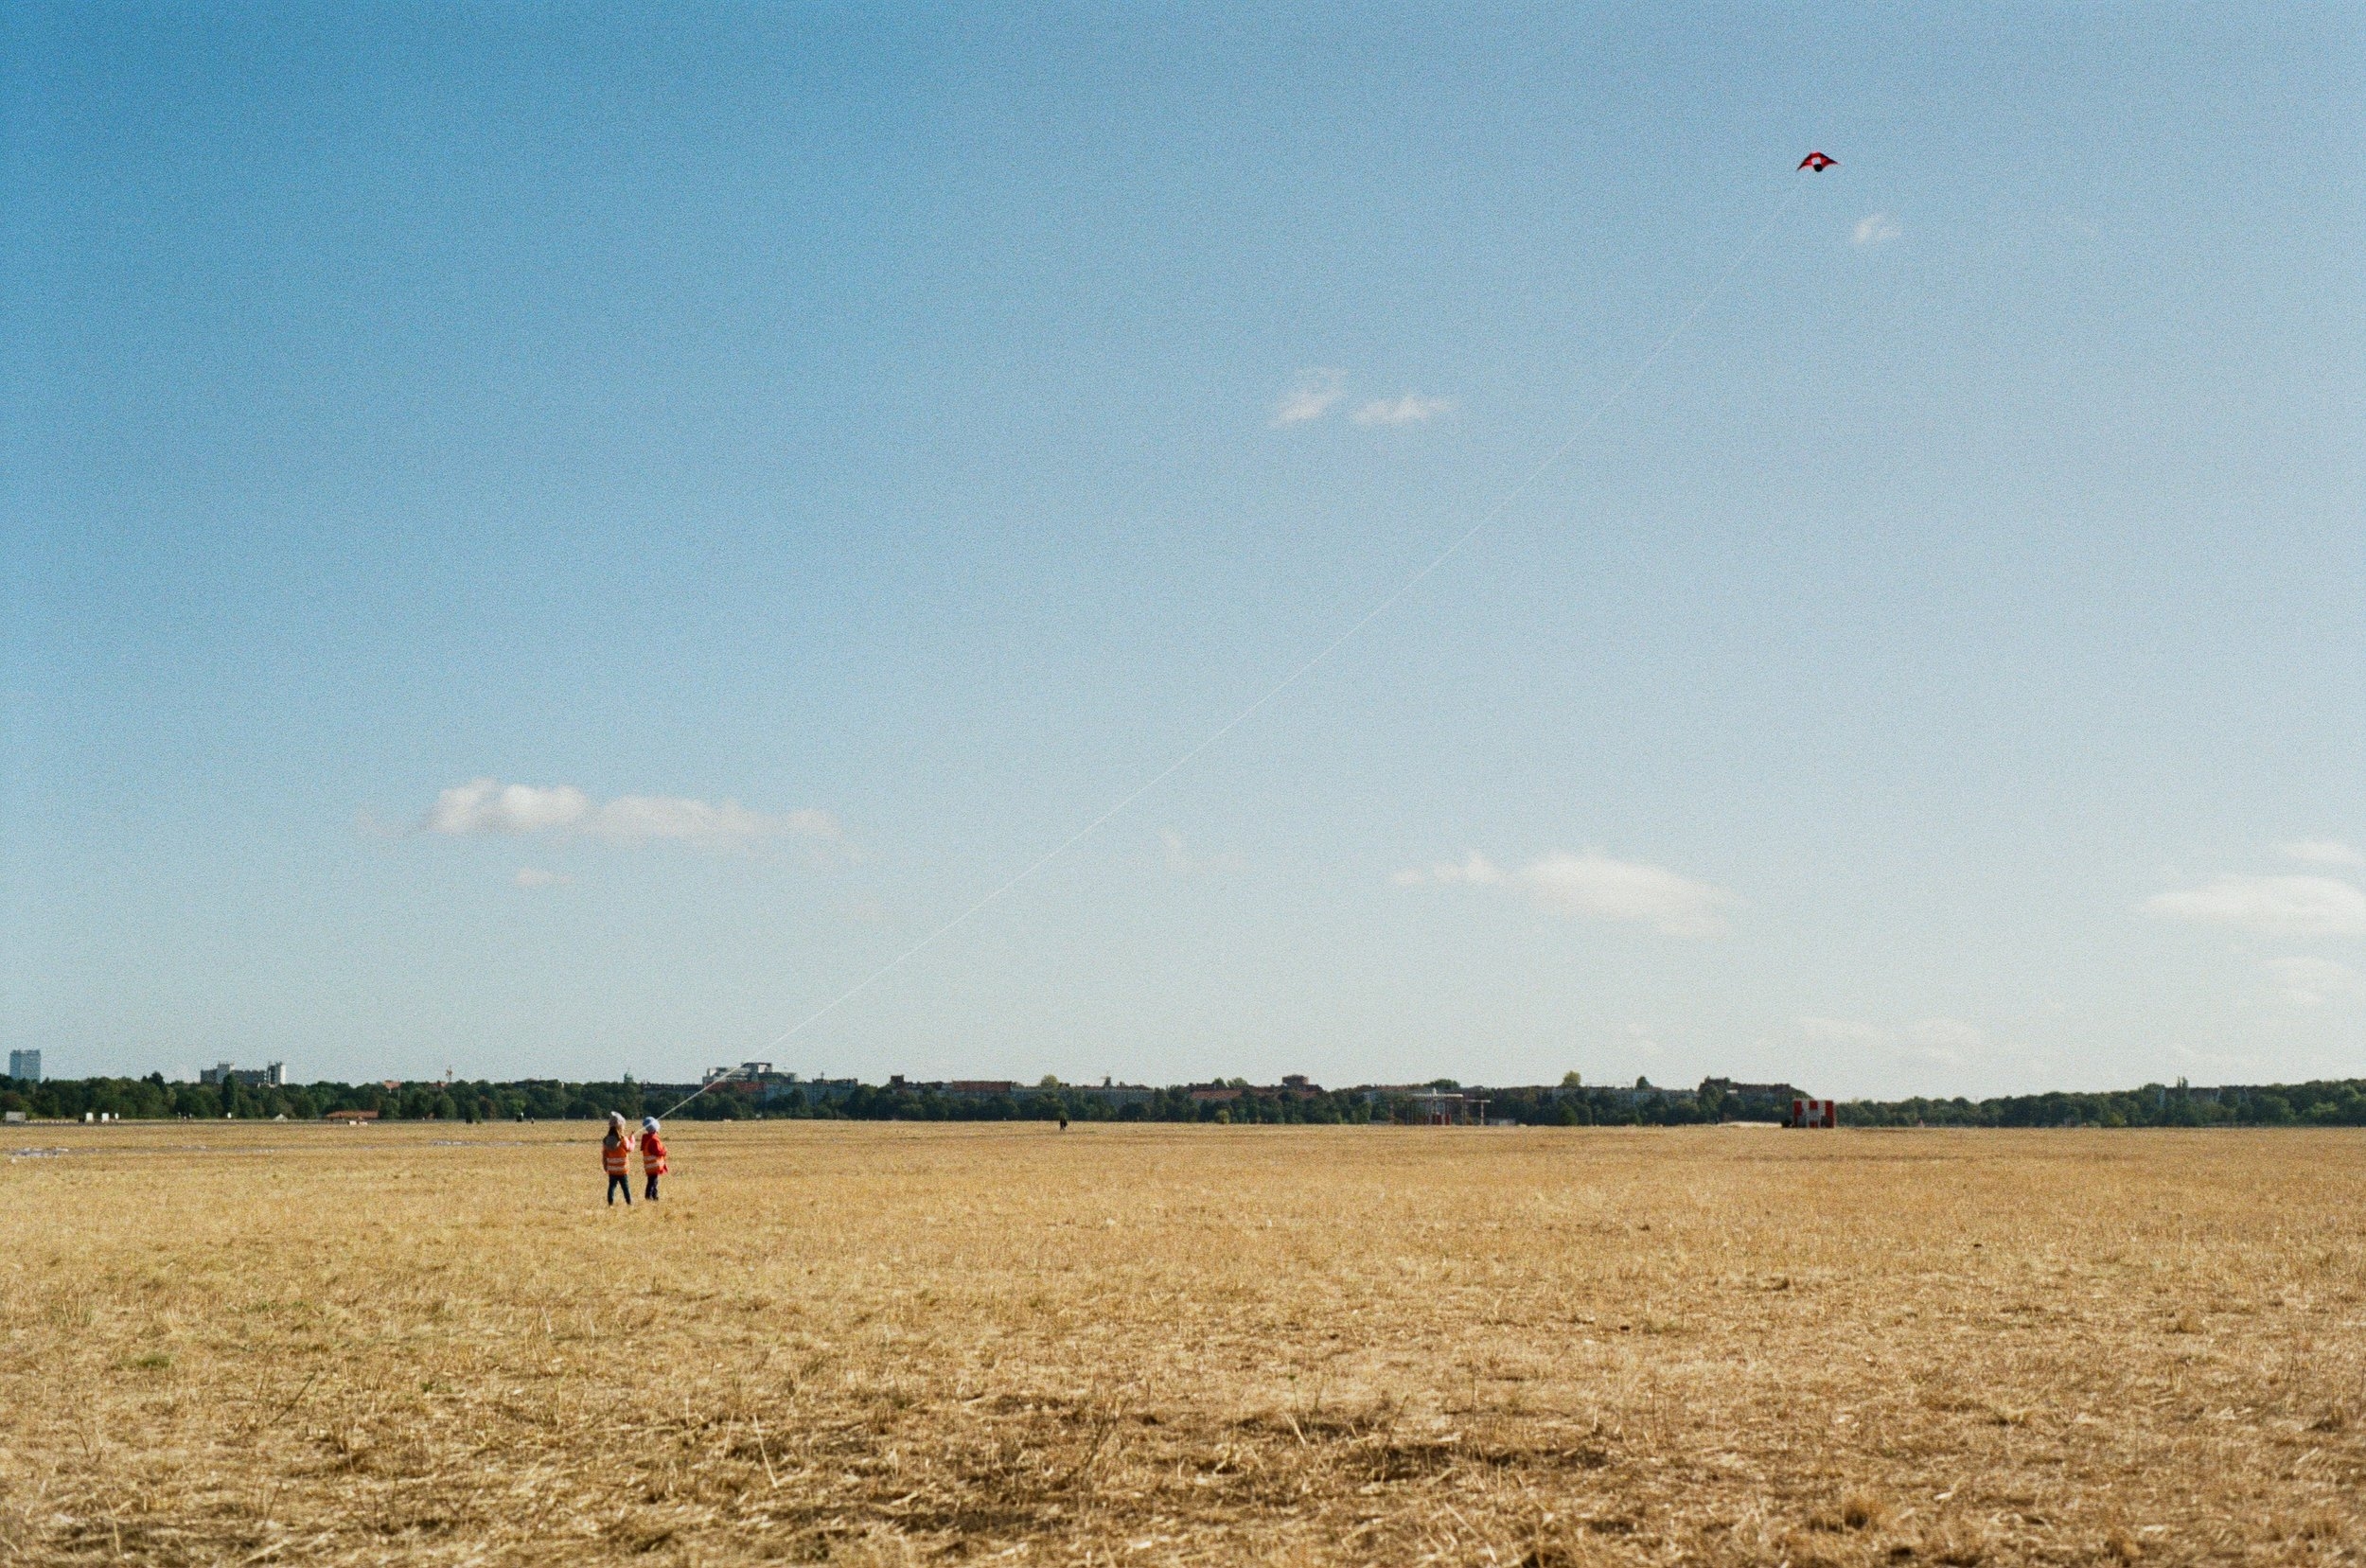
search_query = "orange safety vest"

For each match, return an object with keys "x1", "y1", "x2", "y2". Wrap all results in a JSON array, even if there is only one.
[
  {"x1": 602, "y1": 1134, "x2": 631, "y2": 1175},
  {"x1": 641, "y1": 1134, "x2": 667, "y2": 1175}
]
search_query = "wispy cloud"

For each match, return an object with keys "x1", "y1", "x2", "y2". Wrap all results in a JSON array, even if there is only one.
[
  {"x1": 1158, "y1": 826, "x2": 1244, "y2": 877},
  {"x1": 1271, "y1": 369, "x2": 1346, "y2": 427},
  {"x1": 514, "y1": 866, "x2": 573, "y2": 890},
  {"x1": 2142, "y1": 874, "x2": 2366, "y2": 938},
  {"x1": 1351, "y1": 393, "x2": 1455, "y2": 426},
  {"x1": 2279, "y1": 838, "x2": 2364, "y2": 869},
  {"x1": 1397, "y1": 850, "x2": 1739, "y2": 937},
  {"x1": 1398, "y1": 850, "x2": 1505, "y2": 888},
  {"x1": 1852, "y1": 212, "x2": 1899, "y2": 246},
  {"x1": 1798, "y1": 1015, "x2": 1988, "y2": 1066},
  {"x1": 2265, "y1": 956, "x2": 2366, "y2": 1007},
  {"x1": 420, "y1": 779, "x2": 844, "y2": 854}
]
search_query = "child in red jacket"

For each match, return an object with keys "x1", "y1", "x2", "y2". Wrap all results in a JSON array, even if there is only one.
[{"x1": 640, "y1": 1117, "x2": 668, "y2": 1202}]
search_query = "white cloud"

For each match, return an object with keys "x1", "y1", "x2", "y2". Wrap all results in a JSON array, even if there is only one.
[
  {"x1": 2279, "y1": 838, "x2": 2365, "y2": 869},
  {"x1": 1351, "y1": 393, "x2": 1455, "y2": 426},
  {"x1": 1398, "y1": 850, "x2": 1738, "y2": 937},
  {"x1": 1418, "y1": 850, "x2": 1506, "y2": 887},
  {"x1": 2142, "y1": 874, "x2": 2366, "y2": 938},
  {"x1": 1517, "y1": 854, "x2": 1739, "y2": 936},
  {"x1": 420, "y1": 779, "x2": 843, "y2": 854},
  {"x1": 427, "y1": 781, "x2": 592, "y2": 836},
  {"x1": 1852, "y1": 212, "x2": 1899, "y2": 246},
  {"x1": 2264, "y1": 956, "x2": 2366, "y2": 1008},
  {"x1": 514, "y1": 867, "x2": 572, "y2": 890},
  {"x1": 593, "y1": 796, "x2": 839, "y2": 848},
  {"x1": 1271, "y1": 369, "x2": 1346, "y2": 427}
]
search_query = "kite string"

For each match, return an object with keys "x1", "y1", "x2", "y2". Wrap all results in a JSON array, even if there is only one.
[
  {"x1": 715, "y1": 179, "x2": 1807, "y2": 1076},
  {"x1": 652, "y1": 1069, "x2": 735, "y2": 1123}
]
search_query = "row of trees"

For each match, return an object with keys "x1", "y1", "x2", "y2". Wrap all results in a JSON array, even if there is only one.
[
  {"x1": 8, "y1": 1072, "x2": 2364, "y2": 1128},
  {"x1": 0, "y1": 1074, "x2": 662, "y2": 1124},
  {"x1": 1839, "y1": 1078, "x2": 2366, "y2": 1128},
  {"x1": 726, "y1": 1075, "x2": 1803, "y2": 1126},
  {"x1": 0, "y1": 1072, "x2": 1736, "y2": 1126}
]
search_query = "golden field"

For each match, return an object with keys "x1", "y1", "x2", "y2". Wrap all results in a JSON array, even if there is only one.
[{"x1": 3, "y1": 1121, "x2": 2361, "y2": 1566}]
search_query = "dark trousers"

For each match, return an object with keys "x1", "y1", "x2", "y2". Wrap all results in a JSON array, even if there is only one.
[
  {"x1": 644, "y1": 1172, "x2": 660, "y2": 1200},
  {"x1": 607, "y1": 1173, "x2": 631, "y2": 1206}
]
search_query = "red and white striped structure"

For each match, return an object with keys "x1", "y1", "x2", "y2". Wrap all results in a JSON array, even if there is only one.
[{"x1": 1790, "y1": 1098, "x2": 1837, "y2": 1129}]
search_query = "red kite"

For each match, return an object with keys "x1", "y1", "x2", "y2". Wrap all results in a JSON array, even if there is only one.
[{"x1": 1798, "y1": 151, "x2": 1836, "y2": 172}]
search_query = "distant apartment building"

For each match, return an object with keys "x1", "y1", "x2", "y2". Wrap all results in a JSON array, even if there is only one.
[
  {"x1": 779, "y1": 1076, "x2": 861, "y2": 1107},
  {"x1": 686, "y1": 1066, "x2": 860, "y2": 1110},
  {"x1": 199, "y1": 1061, "x2": 285, "y2": 1088},
  {"x1": 702, "y1": 1061, "x2": 775, "y2": 1084},
  {"x1": 8, "y1": 1048, "x2": 39, "y2": 1082},
  {"x1": 1073, "y1": 1078, "x2": 1157, "y2": 1108}
]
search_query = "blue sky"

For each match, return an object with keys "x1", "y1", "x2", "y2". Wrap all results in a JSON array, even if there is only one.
[{"x1": 5, "y1": 5, "x2": 2360, "y2": 1094}]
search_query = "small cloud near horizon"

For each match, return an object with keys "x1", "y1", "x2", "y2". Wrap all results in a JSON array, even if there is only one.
[
  {"x1": 2266, "y1": 955, "x2": 2365, "y2": 1007},
  {"x1": 1271, "y1": 369, "x2": 1346, "y2": 427},
  {"x1": 1852, "y1": 212, "x2": 1899, "y2": 246},
  {"x1": 417, "y1": 779, "x2": 847, "y2": 856},
  {"x1": 1352, "y1": 393, "x2": 1455, "y2": 426},
  {"x1": 1397, "y1": 849, "x2": 1738, "y2": 937},
  {"x1": 2279, "y1": 838, "x2": 2364, "y2": 869},
  {"x1": 2142, "y1": 873, "x2": 2366, "y2": 938}
]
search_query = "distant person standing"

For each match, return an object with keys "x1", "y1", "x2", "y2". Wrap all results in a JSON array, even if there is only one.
[
  {"x1": 639, "y1": 1117, "x2": 667, "y2": 1202},
  {"x1": 602, "y1": 1112, "x2": 634, "y2": 1206}
]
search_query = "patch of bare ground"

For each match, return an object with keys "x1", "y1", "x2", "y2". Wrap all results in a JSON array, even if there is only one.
[{"x1": 2, "y1": 1123, "x2": 2361, "y2": 1564}]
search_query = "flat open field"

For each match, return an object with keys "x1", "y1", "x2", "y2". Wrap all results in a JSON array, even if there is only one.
[{"x1": 3, "y1": 1123, "x2": 2361, "y2": 1566}]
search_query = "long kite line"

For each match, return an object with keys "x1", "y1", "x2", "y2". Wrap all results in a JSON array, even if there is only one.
[{"x1": 658, "y1": 175, "x2": 1811, "y2": 1123}]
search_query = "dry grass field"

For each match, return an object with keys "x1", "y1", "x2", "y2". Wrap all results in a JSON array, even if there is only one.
[{"x1": 3, "y1": 1122, "x2": 2361, "y2": 1566}]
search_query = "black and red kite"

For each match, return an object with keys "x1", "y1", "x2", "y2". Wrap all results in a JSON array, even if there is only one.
[{"x1": 1797, "y1": 151, "x2": 1836, "y2": 172}]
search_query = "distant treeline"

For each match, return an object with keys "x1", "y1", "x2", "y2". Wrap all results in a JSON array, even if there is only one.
[
  {"x1": 1839, "y1": 1079, "x2": 2366, "y2": 1129},
  {"x1": 5, "y1": 1073, "x2": 2364, "y2": 1128},
  {"x1": 1, "y1": 1074, "x2": 1766, "y2": 1125}
]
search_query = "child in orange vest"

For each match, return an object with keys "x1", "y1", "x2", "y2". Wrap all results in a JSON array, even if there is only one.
[
  {"x1": 640, "y1": 1117, "x2": 668, "y2": 1202},
  {"x1": 602, "y1": 1112, "x2": 634, "y2": 1206}
]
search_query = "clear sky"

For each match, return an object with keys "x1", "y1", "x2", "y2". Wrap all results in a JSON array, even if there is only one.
[{"x1": 5, "y1": 6, "x2": 2360, "y2": 1095}]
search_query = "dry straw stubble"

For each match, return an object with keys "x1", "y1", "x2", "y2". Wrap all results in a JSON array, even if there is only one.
[{"x1": 3, "y1": 1121, "x2": 2362, "y2": 1564}]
